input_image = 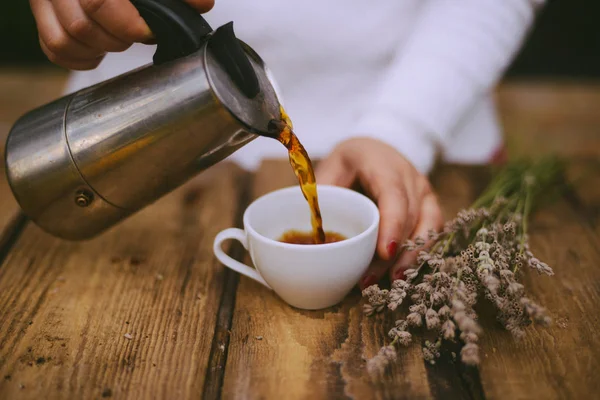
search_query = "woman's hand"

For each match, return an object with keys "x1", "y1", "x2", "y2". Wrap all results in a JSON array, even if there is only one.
[
  {"x1": 316, "y1": 137, "x2": 443, "y2": 290},
  {"x1": 29, "y1": 0, "x2": 215, "y2": 70}
]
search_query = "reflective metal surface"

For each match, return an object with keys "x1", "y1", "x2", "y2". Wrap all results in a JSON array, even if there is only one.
[
  {"x1": 206, "y1": 40, "x2": 282, "y2": 136},
  {"x1": 5, "y1": 96, "x2": 130, "y2": 240},
  {"x1": 65, "y1": 42, "x2": 251, "y2": 210},
  {"x1": 5, "y1": 35, "x2": 281, "y2": 240}
]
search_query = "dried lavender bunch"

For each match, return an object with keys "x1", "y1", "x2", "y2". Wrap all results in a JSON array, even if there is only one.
[{"x1": 363, "y1": 157, "x2": 564, "y2": 371}]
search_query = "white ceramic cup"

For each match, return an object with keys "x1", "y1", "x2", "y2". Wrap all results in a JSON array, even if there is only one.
[{"x1": 213, "y1": 185, "x2": 379, "y2": 310}]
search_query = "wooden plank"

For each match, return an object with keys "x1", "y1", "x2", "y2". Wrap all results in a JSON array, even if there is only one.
[
  {"x1": 428, "y1": 162, "x2": 599, "y2": 399},
  {"x1": 0, "y1": 67, "x2": 67, "y2": 265},
  {"x1": 222, "y1": 159, "x2": 433, "y2": 399},
  {"x1": 1, "y1": 70, "x2": 598, "y2": 398},
  {"x1": 222, "y1": 159, "x2": 600, "y2": 399},
  {"x1": 222, "y1": 160, "x2": 491, "y2": 400},
  {"x1": 565, "y1": 158, "x2": 600, "y2": 233},
  {"x1": 0, "y1": 155, "x2": 27, "y2": 267},
  {"x1": 0, "y1": 163, "x2": 247, "y2": 399},
  {"x1": 0, "y1": 167, "x2": 24, "y2": 252},
  {"x1": 0, "y1": 68, "x2": 68, "y2": 154},
  {"x1": 202, "y1": 174, "x2": 252, "y2": 399},
  {"x1": 474, "y1": 169, "x2": 600, "y2": 399},
  {"x1": 496, "y1": 82, "x2": 600, "y2": 159},
  {"x1": 424, "y1": 166, "x2": 488, "y2": 400},
  {"x1": 427, "y1": 161, "x2": 600, "y2": 399}
]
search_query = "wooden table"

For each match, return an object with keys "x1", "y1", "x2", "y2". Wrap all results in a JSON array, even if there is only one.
[{"x1": 0, "y1": 69, "x2": 599, "y2": 399}]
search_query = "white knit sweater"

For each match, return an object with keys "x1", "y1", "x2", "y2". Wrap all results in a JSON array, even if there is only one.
[{"x1": 64, "y1": 0, "x2": 544, "y2": 173}]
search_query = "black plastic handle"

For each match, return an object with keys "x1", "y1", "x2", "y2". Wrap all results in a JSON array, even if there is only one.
[
  {"x1": 131, "y1": 0, "x2": 260, "y2": 98},
  {"x1": 208, "y1": 22, "x2": 260, "y2": 98},
  {"x1": 131, "y1": 0, "x2": 213, "y2": 65}
]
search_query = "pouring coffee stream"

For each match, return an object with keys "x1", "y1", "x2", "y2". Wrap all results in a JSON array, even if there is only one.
[{"x1": 268, "y1": 108, "x2": 326, "y2": 244}]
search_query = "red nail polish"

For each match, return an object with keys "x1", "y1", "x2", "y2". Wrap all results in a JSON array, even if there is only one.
[
  {"x1": 393, "y1": 269, "x2": 406, "y2": 281},
  {"x1": 360, "y1": 274, "x2": 378, "y2": 290},
  {"x1": 387, "y1": 240, "x2": 398, "y2": 259},
  {"x1": 490, "y1": 146, "x2": 508, "y2": 166}
]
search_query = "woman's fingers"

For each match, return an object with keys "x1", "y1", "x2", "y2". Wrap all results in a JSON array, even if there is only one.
[
  {"x1": 32, "y1": 0, "x2": 215, "y2": 70},
  {"x1": 358, "y1": 258, "x2": 393, "y2": 291},
  {"x1": 315, "y1": 149, "x2": 357, "y2": 188},
  {"x1": 316, "y1": 138, "x2": 443, "y2": 289},
  {"x1": 390, "y1": 191, "x2": 443, "y2": 281},
  {"x1": 184, "y1": 0, "x2": 215, "y2": 13},
  {"x1": 31, "y1": 0, "x2": 106, "y2": 64},
  {"x1": 374, "y1": 185, "x2": 409, "y2": 261},
  {"x1": 359, "y1": 188, "x2": 441, "y2": 290},
  {"x1": 79, "y1": 0, "x2": 152, "y2": 43},
  {"x1": 53, "y1": 0, "x2": 131, "y2": 52},
  {"x1": 361, "y1": 167, "x2": 419, "y2": 261},
  {"x1": 39, "y1": 38, "x2": 105, "y2": 70}
]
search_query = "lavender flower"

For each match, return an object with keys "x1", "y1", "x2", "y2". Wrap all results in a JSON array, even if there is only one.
[
  {"x1": 407, "y1": 312, "x2": 423, "y2": 327},
  {"x1": 521, "y1": 298, "x2": 552, "y2": 326},
  {"x1": 409, "y1": 303, "x2": 427, "y2": 315},
  {"x1": 388, "y1": 280, "x2": 409, "y2": 311},
  {"x1": 507, "y1": 282, "x2": 524, "y2": 295},
  {"x1": 425, "y1": 309, "x2": 440, "y2": 329},
  {"x1": 442, "y1": 319, "x2": 456, "y2": 340},
  {"x1": 404, "y1": 269, "x2": 419, "y2": 282},
  {"x1": 438, "y1": 305, "x2": 451, "y2": 319},
  {"x1": 367, "y1": 345, "x2": 397, "y2": 375},
  {"x1": 361, "y1": 157, "x2": 561, "y2": 371},
  {"x1": 423, "y1": 341, "x2": 441, "y2": 364},
  {"x1": 362, "y1": 285, "x2": 389, "y2": 313},
  {"x1": 390, "y1": 330, "x2": 412, "y2": 346},
  {"x1": 395, "y1": 320, "x2": 408, "y2": 330},
  {"x1": 461, "y1": 343, "x2": 480, "y2": 365},
  {"x1": 422, "y1": 347, "x2": 435, "y2": 364},
  {"x1": 363, "y1": 303, "x2": 375, "y2": 316}
]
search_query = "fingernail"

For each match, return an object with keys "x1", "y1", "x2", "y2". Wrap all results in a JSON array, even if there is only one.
[
  {"x1": 387, "y1": 240, "x2": 398, "y2": 259},
  {"x1": 360, "y1": 274, "x2": 378, "y2": 290},
  {"x1": 490, "y1": 145, "x2": 508, "y2": 166},
  {"x1": 393, "y1": 269, "x2": 406, "y2": 281},
  {"x1": 141, "y1": 24, "x2": 154, "y2": 41}
]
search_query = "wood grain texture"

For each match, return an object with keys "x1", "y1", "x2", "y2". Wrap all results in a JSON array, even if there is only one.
[
  {"x1": 0, "y1": 68, "x2": 66, "y2": 262},
  {"x1": 427, "y1": 161, "x2": 600, "y2": 399},
  {"x1": 496, "y1": 82, "x2": 600, "y2": 159},
  {"x1": 565, "y1": 158, "x2": 600, "y2": 234},
  {"x1": 0, "y1": 163, "x2": 247, "y2": 399},
  {"x1": 221, "y1": 162, "x2": 493, "y2": 400},
  {"x1": 1, "y1": 70, "x2": 600, "y2": 399},
  {"x1": 475, "y1": 161, "x2": 600, "y2": 399},
  {"x1": 0, "y1": 172, "x2": 22, "y2": 245},
  {"x1": 202, "y1": 174, "x2": 252, "y2": 400},
  {"x1": 222, "y1": 160, "x2": 600, "y2": 400},
  {"x1": 0, "y1": 68, "x2": 67, "y2": 154},
  {"x1": 0, "y1": 158, "x2": 26, "y2": 267},
  {"x1": 221, "y1": 160, "x2": 432, "y2": 400},
  {"x1": 425, "y1": 166, "x2": 489, "y2": 400}
]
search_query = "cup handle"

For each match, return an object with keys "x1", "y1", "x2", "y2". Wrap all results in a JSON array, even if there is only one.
[{"x1": 213, "y1": 228, "x2": 272, "y2": 289}]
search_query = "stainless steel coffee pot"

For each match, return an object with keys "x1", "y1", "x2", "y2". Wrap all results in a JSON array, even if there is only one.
[{"x1": 4, "y1": 0, "x2": 283, "y2": 240}]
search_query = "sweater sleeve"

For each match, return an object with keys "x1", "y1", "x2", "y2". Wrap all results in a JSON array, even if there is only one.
[{"x1": 352, "y1": 0, "x2": 545, "y2": 174}]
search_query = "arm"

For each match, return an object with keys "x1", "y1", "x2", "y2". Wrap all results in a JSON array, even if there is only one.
[
  {"x1": 318, "y1": 0, "x2": 545, "y2": 288},
  {"x1": 352, "y1": 0, "x2": 546, "y2": 174}
]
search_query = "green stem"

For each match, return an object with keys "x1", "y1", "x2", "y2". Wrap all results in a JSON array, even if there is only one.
[
  {"x1": 493, "y1": 196, "x2": 519, "y2": 225},
  {"x1": 441, "y1": 233, "x2": 455, "y2": 256},
  {"x1": 514, "y1": 179, "x2": 533, "y2": 274}
]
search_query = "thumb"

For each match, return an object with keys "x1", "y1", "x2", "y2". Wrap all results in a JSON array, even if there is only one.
[
  {"x1": 315, "y1": 152, "x2": 356, "y2": 188},
  {"x1": 184, "y1": 0, "x2": 215, "y2": 13}
]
